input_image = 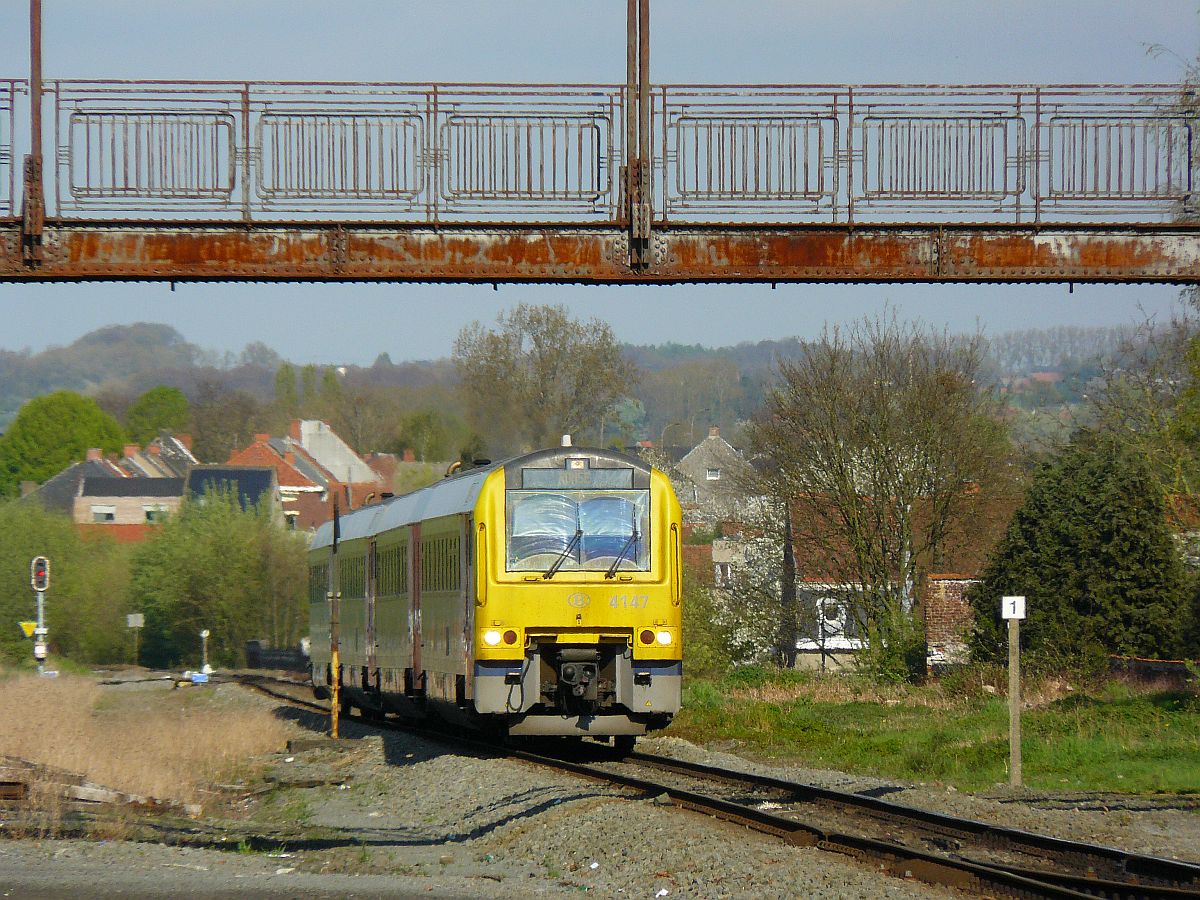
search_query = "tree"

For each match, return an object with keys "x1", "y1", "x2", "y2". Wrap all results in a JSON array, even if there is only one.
[
  {"x1": 749, "y1": 315, "x2": 1010, "y2": 676},
  {"x1": 0, "y1": 391, "x2": 126, "y2": 496},
  {"x1": 300, "y1": 364, "x2": 319, "y2": 412},
  {"x1": 274, "y1": 363, "x2": 299, "y2": 417},
  {"x1": 129, "y1": 488, "x2": 308, "y2": 667},
  {"x1": 397, "y1": 409, "x2": 453, "y2": 461},
  {"x1": 189, "y1": 382, "x2": 266, "y2": 463},
  {"x1": 125, "y1": 385, "x2": 190, "y2": 444},
  {"x1": 238, "y1": 341, "x2": 282, "y2": 369},
  {"x1": 969, "y1": 429, "x2": 1189, "y2": 664},
  {"x1": 453, "y1": 304, "x2": 638, "y2": 454},
  {"x1": 680, "y1": 559, "x2": 733, "y2": 677},
  {"x1": 711, "y1": 493, "x2": 798, "y2": 665},
  {"x1": 319, "y1": 367, "x2": 343, "y2": 405},
  {"x1": 641, "y1": 357, "x2": 745, "y2": 444},
  {"x1": 1089, "y1": 312, "x2": 1200, "y2": 495},
  {"x1": 328, "y1": 385, "x2": 393, "y2": 453}
]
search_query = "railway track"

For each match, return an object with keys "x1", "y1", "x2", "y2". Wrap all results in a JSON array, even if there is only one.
[{"x1": 230, "y1": 673, "x2": 1200, "y2": 900}]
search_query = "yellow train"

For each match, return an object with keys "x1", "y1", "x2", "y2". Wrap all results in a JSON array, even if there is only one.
[{"x1": 308, "y1": 443, "x2": 682, "y2": 749}]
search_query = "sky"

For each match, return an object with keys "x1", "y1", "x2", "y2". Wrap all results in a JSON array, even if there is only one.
[{"x1": 0, "y1": 1, "x2": 1196, "y2": 365}]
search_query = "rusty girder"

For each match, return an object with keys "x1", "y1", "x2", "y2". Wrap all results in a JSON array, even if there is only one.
[{"x1": 0, "y1": 221, "x2": 1198, "y2": 284}]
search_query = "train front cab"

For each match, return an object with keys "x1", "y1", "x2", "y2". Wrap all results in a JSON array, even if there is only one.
[{"x1": 471, "y1": 448, "x2": 683, "y2": 738}]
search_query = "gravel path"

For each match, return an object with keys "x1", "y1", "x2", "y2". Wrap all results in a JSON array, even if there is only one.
[{"x1": 2, "y1": 679, "x2": 1194, "y2": 898}]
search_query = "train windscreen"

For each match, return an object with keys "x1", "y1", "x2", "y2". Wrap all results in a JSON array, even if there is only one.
[{"x1": 506, "y1": 487, "x2": 650, "y2": 574}]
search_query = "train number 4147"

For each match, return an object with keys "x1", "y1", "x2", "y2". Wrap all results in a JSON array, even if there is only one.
[{"x1": 609, "y1": 594, "x2": 648, "y2": 608}]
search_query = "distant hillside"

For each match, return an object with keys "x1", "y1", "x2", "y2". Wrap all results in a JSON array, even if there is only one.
[
  {"x1": 0, "y1": 324, "x2": 203, "y2": 428},
  {"x1": 0, "y1": 324, "x2": 460, "y2": 432},
  {"x1": 0, "y1": 320, "x2": 1144, "y2": 438}
]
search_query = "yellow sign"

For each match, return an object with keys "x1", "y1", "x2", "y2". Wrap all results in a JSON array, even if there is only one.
[{"x1": 19, "y1": 621, "x2": 36, "y2": 638}]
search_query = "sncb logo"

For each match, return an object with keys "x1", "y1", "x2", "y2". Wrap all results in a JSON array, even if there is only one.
[{"x1": 566, "y1": 592, "x2": 591, "y2": 608}]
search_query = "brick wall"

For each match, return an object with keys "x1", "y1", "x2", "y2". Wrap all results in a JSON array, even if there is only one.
[{"x1": 924, "y1": 577, "x2": 977, "y2": 665}]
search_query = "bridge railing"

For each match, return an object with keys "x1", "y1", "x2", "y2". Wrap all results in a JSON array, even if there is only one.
[
  {"x1": 655, "y1": 84, "x2": 1195, "y2": 223},
  {"x1": 2, "y1": 80, "x2": 1194, "y2": 224},
  {"x1": 0, "y1": 80, "x2": 21, "y2": 217},
  {"x1": 46, "y1": 81, "x2": 626, "y2": 221}
]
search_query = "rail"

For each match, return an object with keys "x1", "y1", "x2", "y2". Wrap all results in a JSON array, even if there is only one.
[
  {"x1": 0, "y1": 79, "x2": 1193, "y2": 225},
  {"x1": 232, "y1": 674, "x2": 1200, "y2": 899}
]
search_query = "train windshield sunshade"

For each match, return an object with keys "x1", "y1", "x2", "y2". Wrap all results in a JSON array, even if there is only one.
[{"x1": 505, "y1": 488, "x2": 650, "y2": 574}]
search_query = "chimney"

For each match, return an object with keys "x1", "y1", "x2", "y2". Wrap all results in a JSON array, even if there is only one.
[
  {"x1": 708, "y1": 426, "x2": 720, "y2": 438},
  {"x1": 254, "y1": 433, "x2": 270, "y2": 444},
  {"x1": 289, "y1": 419, "x2": 302, "y2": 441},
  {"x1": 177, "y1": 433, "x2": 193, "y2": 451},
  {"x1": 403, "y1": 448, "x2": 415, "y2": 463},
  {"x1": 148, "y1": 445, "x2": 161, "y2": 456},
  {"x1": 86, "y1": 448, "x2": 102, "y2": 461},
  {"x1": 284, "y1": 450, "x2": 296, "y2": 466},
  {"x1": 123, "y1": 444, "x2": 140, "y2": 458}
]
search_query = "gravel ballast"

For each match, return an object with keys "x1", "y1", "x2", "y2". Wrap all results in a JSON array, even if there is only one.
[{"x1": 1, "y1": 678, "x2": 1195, "y2": 898}]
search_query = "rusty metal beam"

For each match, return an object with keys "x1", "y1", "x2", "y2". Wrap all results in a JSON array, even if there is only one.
[{"x1": 0, "y1": 221, "x2": 1198, "y2": 284}]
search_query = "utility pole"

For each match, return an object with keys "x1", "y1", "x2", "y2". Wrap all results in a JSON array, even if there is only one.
[{"x1": 328, "y1": 500, "x2": 342, "y2": 739}]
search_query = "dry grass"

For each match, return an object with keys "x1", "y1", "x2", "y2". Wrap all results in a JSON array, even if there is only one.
[
  {"x1": 728, "y1": 674, "x2": 966, "y2": 709},
  {"x1": 726, "y1": 667, "x2": 1092, "y2": 710},
  {"x1": 0, "y1": 674, "x2": 299, "y2": 809}
]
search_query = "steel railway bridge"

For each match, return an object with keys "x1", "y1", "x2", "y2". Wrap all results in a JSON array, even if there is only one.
[{"x1": 0, "y1": 2, "x2": 1197, "y2": 285}]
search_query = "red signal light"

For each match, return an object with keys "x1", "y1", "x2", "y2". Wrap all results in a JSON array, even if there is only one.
[{"x1": 30, "y1": 556, "x2": 50, "y2": 592}]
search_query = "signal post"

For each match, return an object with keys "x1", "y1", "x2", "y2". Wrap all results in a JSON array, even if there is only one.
[{"x1": 1002, "y1": 595, "x2": 1026, "y2": 788}]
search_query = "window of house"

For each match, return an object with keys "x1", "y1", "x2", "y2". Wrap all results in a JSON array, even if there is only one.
[
  {"x1": 143, "y1": 505, "x2": 168, "y2": 524},
  {"x1": 706, "y1": 468, "x2": 721, "y2": 480},
  {"x1": 91, "y1": 505, "x2": 116, "y2": 523}
]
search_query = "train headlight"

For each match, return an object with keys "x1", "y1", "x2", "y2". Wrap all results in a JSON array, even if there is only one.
[
  {"x1": 503, "y1": 630, "x2": 518, "y2": 645},
  {"x1": 483, "y1": 630, "x2": 502, "y2": 646},
  {"x1": 639, "y1": 629, "x2": 655, "y2": 645},
  {"x1": 656, "y1": 630, "x2": 673, "y2": 646}
]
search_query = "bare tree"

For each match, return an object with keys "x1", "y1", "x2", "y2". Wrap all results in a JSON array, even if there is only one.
[
  {"x1": 1091, "y1": 308, "x2": 1200, "y2": 495},
  {"x1": 749, "y1": 314, "x2": 1010, "y2": 673},
  {"x1": 453, "y1": 304, "x2": 638, "y2": 454}
]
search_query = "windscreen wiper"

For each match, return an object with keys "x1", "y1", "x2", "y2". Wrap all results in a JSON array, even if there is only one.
[
  {"x1": 605, "y1": 527, "x2": 639, "y2": 579},
  {"x1": 544, "y1": 529, "x2": 583, "y2": 579}
]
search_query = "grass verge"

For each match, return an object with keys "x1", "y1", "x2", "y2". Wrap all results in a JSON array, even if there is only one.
[
  {"x1": 666, "y1": 666, "x2": 1200, "y2": 794},
  {"x1": 0, "y1": 673, "x2": 300, "y2": 811}
]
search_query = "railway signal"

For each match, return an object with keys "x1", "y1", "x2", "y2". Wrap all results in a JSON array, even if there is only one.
[
  {"x1": 30, "y1": 556, "x2": 49, "y2": 592},
  {"x1": 30, "y1": 555, "x2": 50, "y2": 675}
]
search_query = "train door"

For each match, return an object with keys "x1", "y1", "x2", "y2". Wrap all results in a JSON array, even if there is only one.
[
  {"x1": 366, "y1": 539, "x2": 377, "y2": 688},
  {"x1": 409, "y1": 523, "x2": 423, "y2": 694}
]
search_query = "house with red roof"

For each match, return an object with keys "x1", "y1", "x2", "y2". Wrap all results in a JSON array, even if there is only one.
[{"x1": 226, "y1": 420, "x2": 385, "y2": 530}]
